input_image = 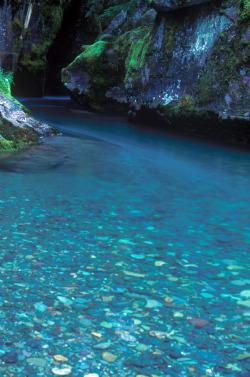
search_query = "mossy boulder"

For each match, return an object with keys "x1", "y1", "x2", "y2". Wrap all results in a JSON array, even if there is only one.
[
  {"x1": 62, "y1": 0, "x2": 155, "y2": 111},
  {"x1": 0, "y1": 93, "x2": 56, "y2": 152},
  {"x1": 62, "y1": 41, "x2": 121, "y2": 110},
  {"x1": 0, "y1": 68, "x2": 56, "y2": 152}
]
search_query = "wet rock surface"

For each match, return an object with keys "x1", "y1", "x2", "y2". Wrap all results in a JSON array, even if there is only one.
[
  {"x1": 0, "y1": 94, "x2": 57, "y2": 150},
  {"x1": 62, "y1": 0, "x2": 250, "y2": 146}
]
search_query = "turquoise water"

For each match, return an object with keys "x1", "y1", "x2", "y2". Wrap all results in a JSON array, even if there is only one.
[{"x1": 0, "y1": 97, "x2": 249, "y2": 377}]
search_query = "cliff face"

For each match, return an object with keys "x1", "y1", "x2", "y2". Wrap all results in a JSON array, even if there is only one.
[
  {"x1": 0, "y1": 0, "x2": 61, "y2": 151},
  {"x1": 0, "y1": 0, "x2": 71, "y2": 96},
  {"x1": 0, "y1": 0, "x2": 249, "y2": 149},
  {"x1": 62, "y1": 0, "x2": 250, "y2": 145}
]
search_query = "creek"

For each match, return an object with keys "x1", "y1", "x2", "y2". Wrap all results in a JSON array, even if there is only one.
[{"x1": 0, "y1": 97, "x2": 249, "y2": 376}]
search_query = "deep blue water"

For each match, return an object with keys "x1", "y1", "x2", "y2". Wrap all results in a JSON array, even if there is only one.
[{"x1": 0, "y1": 97, "x2": 249, "y2": 377}]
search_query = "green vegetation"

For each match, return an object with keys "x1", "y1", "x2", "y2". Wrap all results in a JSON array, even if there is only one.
[
  {"x1": 158, "y1": 95, "x2": 197, "y2": 118},
  {"x1": 86, "y1": 0, "x2": 141, "y2": 23},
  {"x1": 18, "y1": 0, "x2": 67, "y2": 74},
  {"x1": 85, "y1": 0, "x2": 147, "y2": 36},
  {"x1": 0, "y1": 72, "x2": 39, "y2": 152},
  {"x1": 64, "y1": 40, "x2": 120, "y2": 108},
  {"x1": 238, "y1": 0, "x2": 250, "y2": 24},
  {"x1": 0, "y1": 114, "x2": 40, "y2": 152},
  {"x1": 113, "y1": 27, "x2": 153, "y2": 91},
  {"x1": 157, "y1": 95, "x2": 219, "y2": 130},
  {"x1": 196, "y1": 30, "x2": 249, "y2": 106},
  {"x1": 165, "y1": 22, "x2": 178, "y2": 61},
  {"x1": 19, "y1": 42, "x2": 50, "y2": 73},
  {"x1": 0, "y1": 138, "x2": 15, "y2": 151},
  {"x1": 0, "y1": 69, "x2": 13, "y2": 98}
]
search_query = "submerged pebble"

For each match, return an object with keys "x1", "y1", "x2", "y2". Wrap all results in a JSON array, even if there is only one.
[{"x1": 0, "y1": 110, "x2": 250, "y2": 377}]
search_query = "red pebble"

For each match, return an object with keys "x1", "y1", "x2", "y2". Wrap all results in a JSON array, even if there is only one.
[{"x1": 188, "y1": 318, "x2": 209, "y2": 327}]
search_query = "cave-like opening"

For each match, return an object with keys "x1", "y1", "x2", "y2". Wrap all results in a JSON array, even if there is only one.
[{"x1": 44, "y1": 0, "x2": 93, "y2": 96}]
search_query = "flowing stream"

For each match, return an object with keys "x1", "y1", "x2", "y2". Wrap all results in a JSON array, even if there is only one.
[{"x1": 0, "y1": 97, "x2": 249, "y2": 377}]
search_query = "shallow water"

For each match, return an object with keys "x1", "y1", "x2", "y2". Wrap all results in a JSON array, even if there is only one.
[{"x1": 0, "y1": 97, "x2": 249, "y2": 377}]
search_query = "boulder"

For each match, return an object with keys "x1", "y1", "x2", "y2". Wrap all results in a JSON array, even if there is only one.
[
  {"x1": 0, "y1": 94, "x2": 56, "y2": 151},
  {"x1": 62, "y1": 0, "x2": 250, "y2": 145}
]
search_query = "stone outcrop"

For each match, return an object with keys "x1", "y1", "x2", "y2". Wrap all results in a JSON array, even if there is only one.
[
  {"x1": 62, "y1": 0, "x2": 250, "y2": 146},
  {"x1": 0, "y1": 0, "x2": 63, "y2": 151},
  {"x1": 0, "y1": 0, "x2": 71, "y2": 96},
  {"x1": 0, "y1": 94, "x2": 56, "y2": 151},
  {"x1": 149, "y1": 0, "x2": 215, "y2": 12},
  {"x1": 0, "y1": 0, "x2": 249, "y2": 149}
]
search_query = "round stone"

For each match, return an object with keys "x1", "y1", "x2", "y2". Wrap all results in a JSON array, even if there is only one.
[
  {"x1": 188, "y1": 318, "x2": 209, "y2": 327},
  {"x1": 145, "y1": 299, "x2": 163, "y2": 308},
  {"x1": 26, "y1": 358, "x2": 47, "y2": 367},
  {"x1": 53, "y1": 355, "x2": 68, "y2": 362},
  {"x1": 52, "y1": 366, "x2": 72, "y2": 375},
  {"x1": 1, "y1": 351, "x2": 18, "y2": 363},
  {"x1": 34, "y1": 303, "x2": 48, "y2": 312},
  {"x1": 164, "y1": 296, "x2": 174, "y2": 303},
  {"x1": 102, "y1": 352, "x2": 118, "y2": 362},
  {"x1": 237, "y1": 300, "x2": 250, "y2": 308},
  {"x1": 240, "y1": 290, "x2": 250, "y2": 299},
  {"x1": 57, "y1": 296, "x2": 73, "y2": 306},
  {"x1": 155, "y1": 261, "x2": 166, "y2": 266}
]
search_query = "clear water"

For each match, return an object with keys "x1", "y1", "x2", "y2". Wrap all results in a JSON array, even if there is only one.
[{"x1": 0, "y1": 97, "x2": 249, "y2": 377}]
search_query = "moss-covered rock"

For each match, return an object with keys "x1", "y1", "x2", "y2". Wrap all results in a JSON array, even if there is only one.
[
  {"x1": 62, "y1": 0, "x2": 249, "y2": 145},
  {"x1": 62, "y1": 0, "x2": 154, "y2": 110},
  {"x1": 0, "y1": 0, "x2": 70, "y2": 96},
  {"x1": 0, "y1": 68, "x2": 13, "y2": 98},
  {"x1": 0, "y1": 69, "x2": 56, "y2": 152},
  {"x1": 62, "y1": 40, "x2": 121, "y2": 110}
]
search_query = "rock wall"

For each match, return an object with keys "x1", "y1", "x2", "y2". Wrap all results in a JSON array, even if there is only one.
[
  {"x1": 0, "y1": 0, "x2": 249, "y2": 148},
  {"x1": 0, "y1": 0, "x2": 60, "y2": 151},
  {"x1": 62, "y1": 0, "x2": 250, "y2": 145},
  {"x1": 0, "y1": 0, "x2": 71, "y2": 96}
]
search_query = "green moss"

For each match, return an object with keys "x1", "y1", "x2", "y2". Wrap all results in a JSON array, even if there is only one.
[
  {"x1": 19, "y1": 42, "x2": 50, "y2": 73},
  {"x1": 82, "y1": 41, "x2": 111, "y2": 65},
  {"x1": 18, "y1": 0, "x2": 67, "y2": 74},
  {"x1": 235, "y1": 108, "x2": 249, "y2": 114},
  {"x1": 86, "y1": 0, "x2": 142, "y2": 32},
  {"x1": 238, "y1": 0, "x2": 250, "y2": 24},
  {"x1": 65, "y1": 40, "x2": 121, "y2": 108},
  {"x1": 0, "y1": 69, "x2": 13, "y2": 98},
  {"x1": 159, "y1": 95, "x2": 198, "y2": 118},
  {"x1": 157, "y1": 96, "x2": 217, "y2": 128},
  {"x1": 0, "y1": 114, "x2": 40, "y2": 151},
  {"x1": 41, "y1": 0, "x2": 66, "y2": 36},
  {"x1": 165, "y1": 23, "x2": 179, "y2": 61},
  {"x1": 113, "y1": 27, "x2": 153, "y2": 92},
  {"x1": 139, "y1": 32, "x2": 152, "y2": 69},
  {"x1": 196, "y1": 30, "x2": 248, "y2": 106},
  {"x1": 0, "y1": 71, "x2": 41, "y2": 151},
  {"x1": 117, "y1": 19, "x2": 178, "y2": 94},
  {"x1": 97, "y1": 0, "x2": 141, "y2": 21},
  {"x1": 0, "y1": 138, "x2": 16, "y2": 151}
]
